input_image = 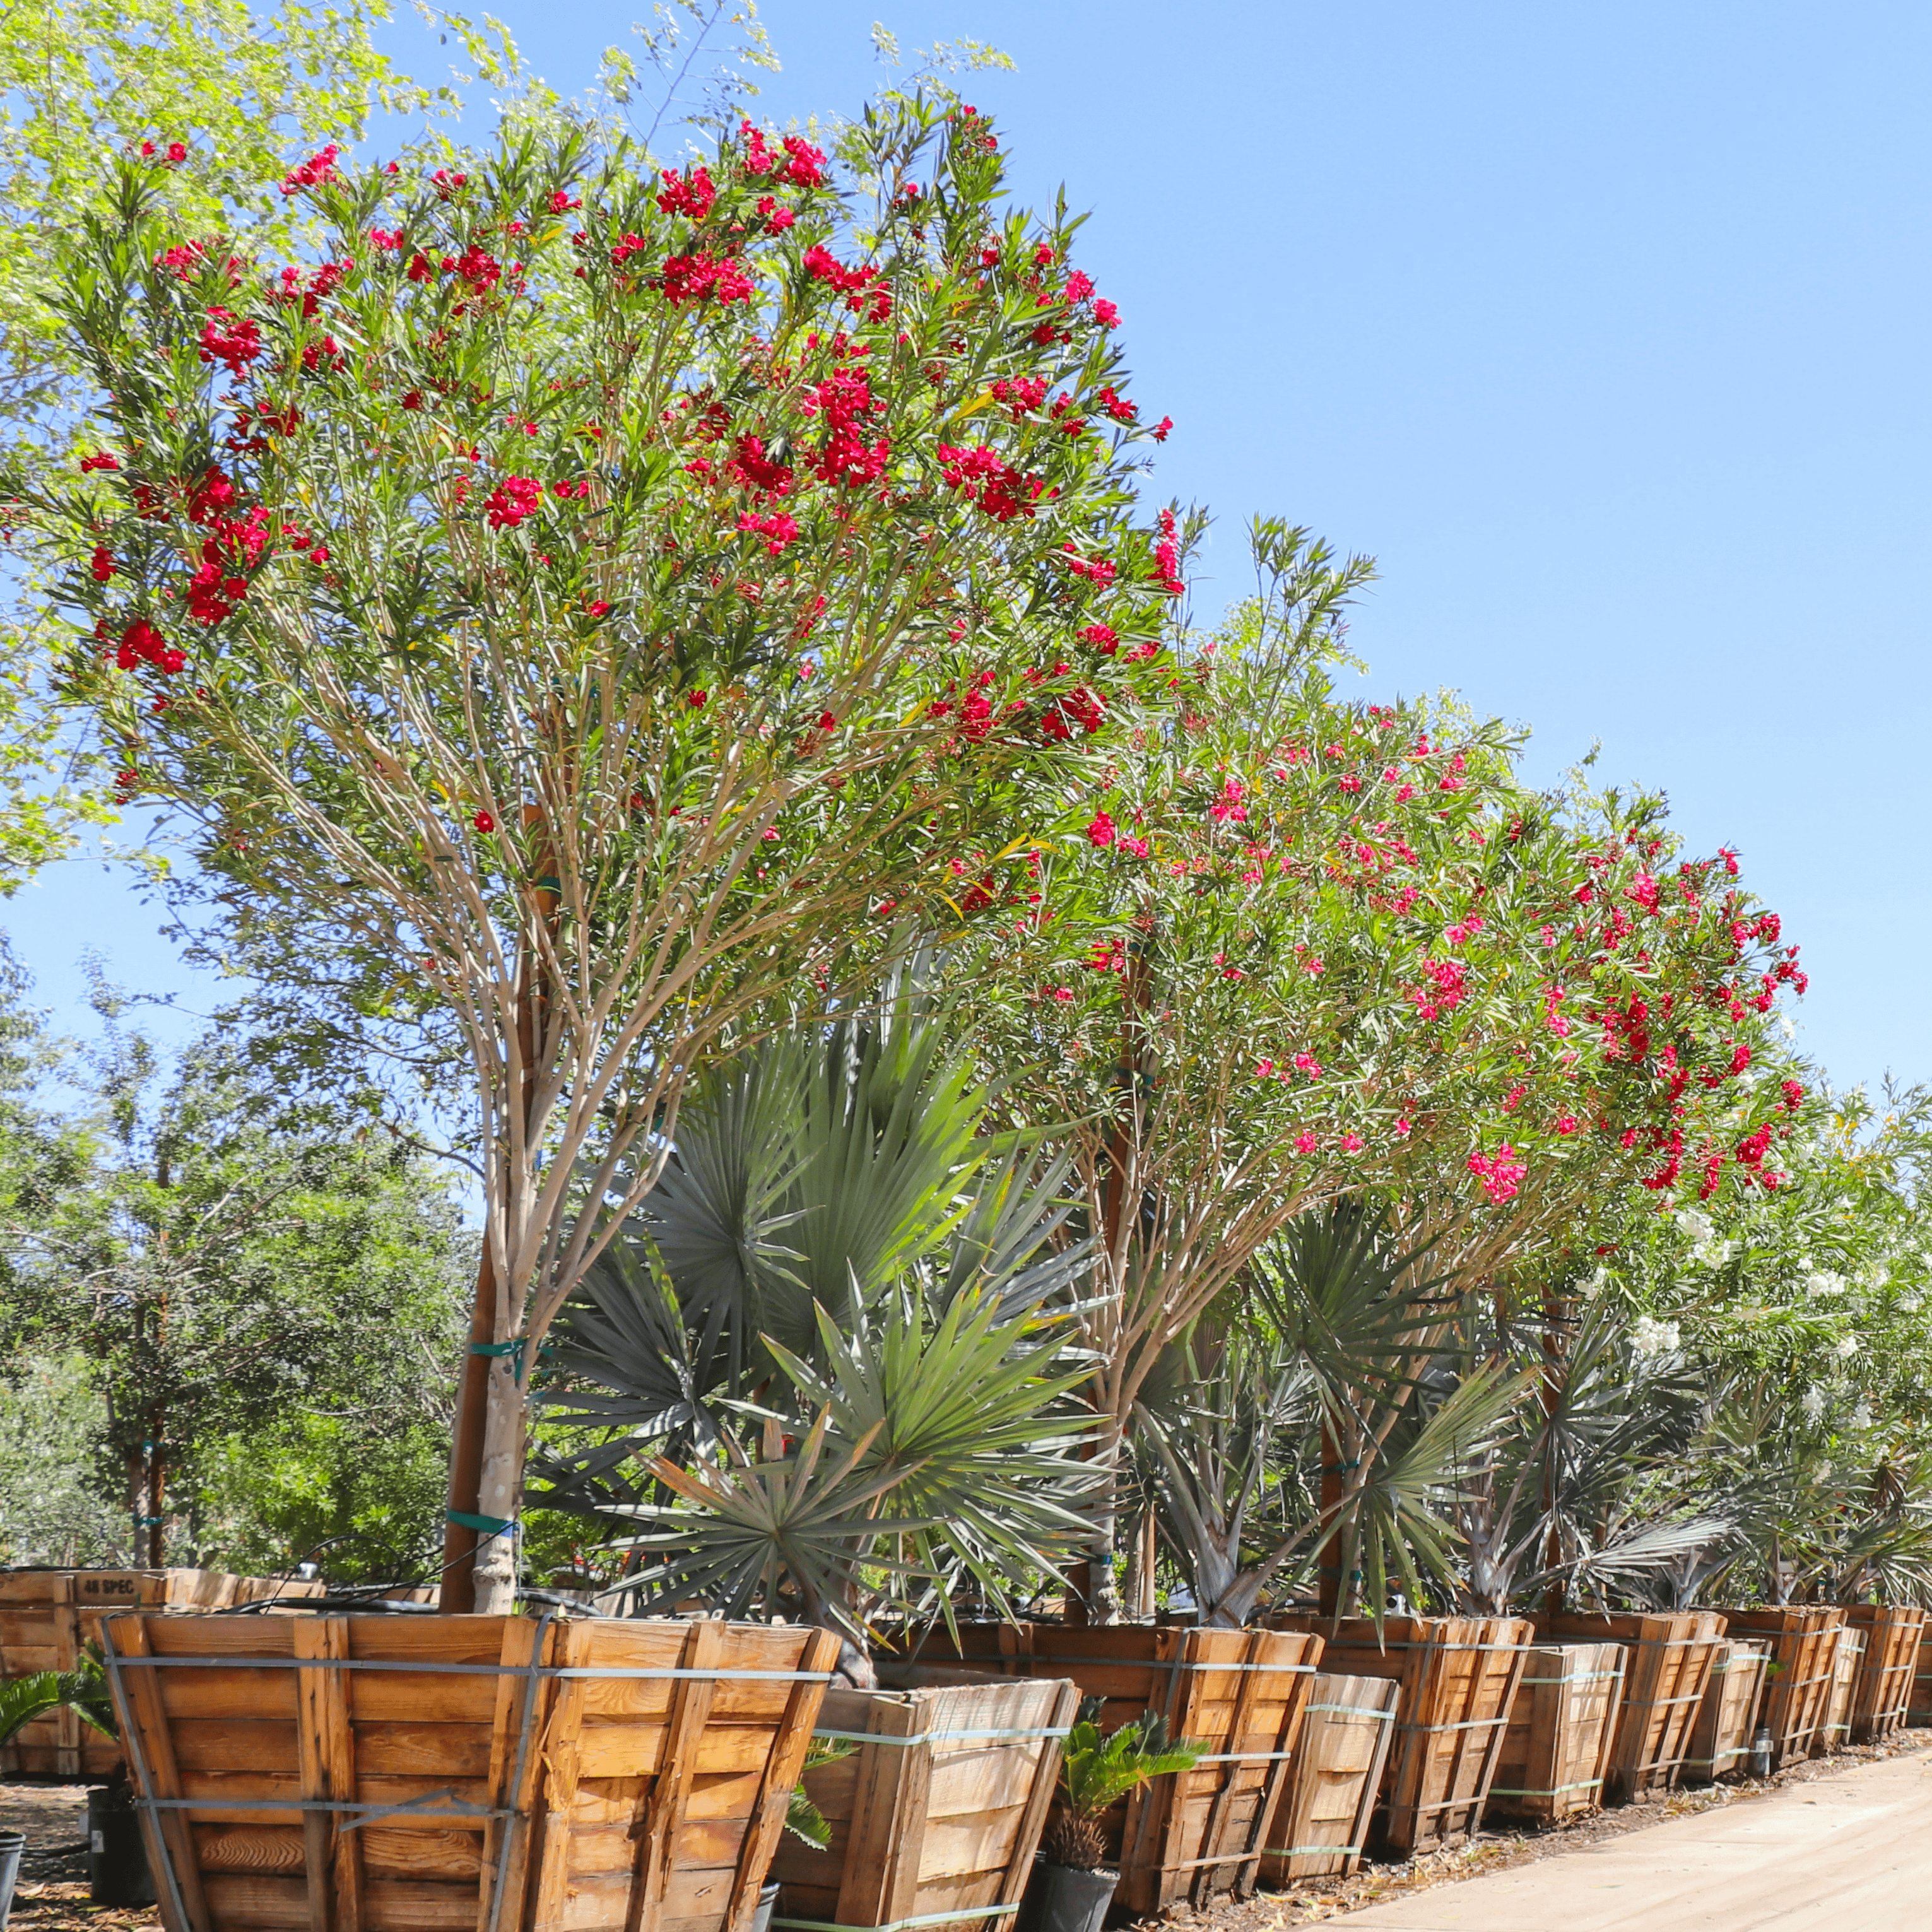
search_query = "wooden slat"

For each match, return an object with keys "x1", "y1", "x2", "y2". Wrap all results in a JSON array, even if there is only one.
[
  {"x1": 828, "y1": 1683, "x2": 921, "y2": 1929},
  {"x1": 992, "y1": 1678, "x2": 1079, "y2": 1931},
  {"x1": 106, "y1": 1611, "x2": 215, "y2": 1932},
  {"x1": 294, "y1": 1616, "x2": 365, "y2": 1932},
  {"x1": 726, "y1": 1626, "x2": 843, "y2": 1932},
  {"x1": 629, "y1": 1619, "x2": 724, "y2": 1932},
  {"x1": 529, "y1": 1620, "x2": 594, "y2": 1932}
]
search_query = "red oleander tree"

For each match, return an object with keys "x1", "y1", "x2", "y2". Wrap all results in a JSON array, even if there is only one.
[
  {"x1": 18, "y1": 95, "x2": 1183, "y2": 1608},
  {"x1": 967, "y1": 524, "x2": 1806, "y2": 1616}
]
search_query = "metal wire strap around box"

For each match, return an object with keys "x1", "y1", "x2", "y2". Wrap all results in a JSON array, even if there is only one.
[
  {"x1": 810, "y1": 1723, "x2": 1073, "y2": 1748},
  {"x1": 773, "y1": 1905, "x2": 1025, "y2": 1932}
]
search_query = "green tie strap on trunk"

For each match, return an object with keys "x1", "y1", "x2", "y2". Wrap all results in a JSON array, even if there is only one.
[
  {"x1": 447, "y1": 1509, "x2": 517, "y2": 1537},
  {"x1": 773, "y1": 1907, "x2": 1024, "y2": 1932}
]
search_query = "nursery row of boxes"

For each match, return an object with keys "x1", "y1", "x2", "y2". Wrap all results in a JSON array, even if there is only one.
[{"x1": 3, "y1": 1569, "x2": 1928, "y2": 1932}]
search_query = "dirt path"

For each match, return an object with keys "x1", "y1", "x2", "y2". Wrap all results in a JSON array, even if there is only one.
[
  {"x1": 1330, "y1": 1745, "x2": 1932, "y2": 1928},
  {"x1": 1146, "y1": 1729, "x2": 1932, "y2": 1929}
]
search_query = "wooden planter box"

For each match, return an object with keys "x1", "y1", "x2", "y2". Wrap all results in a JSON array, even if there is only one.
[
  {"x1": 1843, "y1": 1606, "x2": 1927, "y2": 1743},
  {"x1": 1268, "y1": 1615, "x2": 1531, "y2": 1855},
  {"x1": 101, "y1": 1609, "x2": 839, "y2": 1932},
  {"x1": 1717, "y1": 1607, "x2": 1845, "y2": 1769},
  {"x1": 904, "y1": 1623, "x2": 1321, "y2": 1914},
  {"x1": 0, "y1": 1569, "x2": 319, "y2": 1779},
  {"x1": 1682, "y1": 1639, "x2": 1770, "y2": 1783},
  {"x1": 1912, "y1": 1622, "x2": 1932, "y2": 1727},
  {"x1": 1257, "y1": 1672, "x2": 1398, "y2": 1882},
  {"x1": 769, "y1": 1677, "x2": 1077, "y2": 1932},
  {"x1": 1816, "y1": 1626, "x2": 1863, "y2": 1755},
  {"x1": 1536, "y1": 1611, "x2": 1725, "y2": 1800},
  {"x1": 1484, "y1": 1642, "x2": 1625, "y2": 1826}
]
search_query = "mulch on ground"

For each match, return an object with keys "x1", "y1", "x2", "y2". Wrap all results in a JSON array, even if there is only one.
[{"x1": 6, "y1": 1730, "x2": 1929, "y2": 1931}]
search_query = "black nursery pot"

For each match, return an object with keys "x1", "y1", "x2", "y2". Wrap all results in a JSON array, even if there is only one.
[
  {"x1": 86, "y1": 1788, "x2": 157, "y2": 1908},
  {"x1": 1015, "y1": 1856, "x2": 1120, "y2": 1932}
]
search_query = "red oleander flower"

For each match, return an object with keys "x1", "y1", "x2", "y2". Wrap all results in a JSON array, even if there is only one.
[
  {"x1": 656, "y1": 167, "x2": 717, "y2": 220},
  {"x1": 484, "y1": 476, "x2": 542, "y2": 529}
]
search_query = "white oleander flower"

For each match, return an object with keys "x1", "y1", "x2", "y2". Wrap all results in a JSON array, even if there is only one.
[
  {"x1": 1675, "y1": 1207, "x2": 1714, "y2": 1244},
  {"x1": 1897, "y1": 1293, "x2": 1923, "y2": 1314},
  {"x1": 1851, "y1": 1402, "x2": 1873, "y2": 1430},
  {"x1": 1836, "y1": 1334, "x2": 1861, "y2": 1357},
  {"x1": 1779, "y1": 1015, "x2": 1796, "y2": 1040},
  {"x1": 1805, "y1": 1271, "x2": 1846, "y2": 1299},
  {"x1": 1801, "y1": 1385, "x2": 1828, "y2": 1422},
  {"x1": 1630, "y1": 1314, "x2": 1681, "y2": 1357}
]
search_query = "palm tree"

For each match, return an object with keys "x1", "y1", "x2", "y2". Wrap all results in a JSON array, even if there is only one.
[{"x1": 533, "y1": 976, "x2": 1100, "y2": 1658}]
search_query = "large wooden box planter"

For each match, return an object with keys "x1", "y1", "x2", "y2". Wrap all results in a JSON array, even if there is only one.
[
  {"x1": 1483, "y1": 1642, "x2": 1625, "y2": 1826},
  {"x1": 1682, "y1": 1639, "x2": 1770, "y2": 1783},
  {"x1": 1536, "y1": 1611, "x2": 1725, "y2": 1800},
  {"x1": 1267, "y1": 1615, "x2": 1531, "y2": 1855},
  {"x1": 905, "y1": 1623, "x2": 1322, "y2": 1914},
  {"x1": 100, "y1": 1609, "x2": 840, "y2": 1932},
  {"x1": 1717, "y1": 1607, "x2": 1845, "y2": 1769},
  {"x1": 1843, "y1": 1606, "x2": 1927, "y2": 1743},
  {"x1": 769, "y1": 1678, "x2": 1077, "y2": 1932},
  {"x1": 1257, "y1": 1673, "x2": 1398, "y2": 1882},
  {"x1": 0, "y1": 1569, "x2": 319, "y2": 1779},
  {"x1": 1816, "y1": 1625, "x2": 1863, "y2": 1755}
]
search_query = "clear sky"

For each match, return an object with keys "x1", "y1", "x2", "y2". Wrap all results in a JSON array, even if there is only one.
[{"x1": 9, "y1": 1, "x2": 1927, "y2": 1095}]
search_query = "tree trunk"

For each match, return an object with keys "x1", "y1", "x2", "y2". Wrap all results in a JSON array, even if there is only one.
[
  {"x1": 145, "y1": 1427, "x2": 165, "y2": 1569},
  {"x1": 439, "y1": 1245, "x2": 497, "y2": 1614},
  {"x1": 1540, "y1": 1296, "x2": 1568, "y2": 1616},
  {"x1": 471, "y1": 1355, "x2": 525, "y2": 1615},
  {"x1": 441, "y1": 832, "x2": 557, "y2": 1612},
  {"x1": 1121, "y1": 1506, "x2": 1157, "y2": 1620},
  {"x1": 1317, "y1": 1416, "x2": 1346, "y2": 1618}
]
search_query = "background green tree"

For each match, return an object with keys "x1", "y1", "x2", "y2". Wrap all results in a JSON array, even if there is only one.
[{"x1": 0, "y1": 987, "x2": 470, "y2": 1574}]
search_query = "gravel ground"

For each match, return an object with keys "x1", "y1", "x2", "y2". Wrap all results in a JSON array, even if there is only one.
[{"x1": 4, "y1": 1729, "x2": 1928, "y2": 1931}]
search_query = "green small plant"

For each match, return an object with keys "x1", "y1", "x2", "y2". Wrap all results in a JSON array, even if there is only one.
[
  {"x1": 0, "y1": 1648, "x2": 116, "y2": 1748},
  {"x1": 1042, "y1": 1704, "x2": 1202, "y2": 1871},
  {"x1": 784, "y1": 1737, "x2": 856, "y2": 1850}
]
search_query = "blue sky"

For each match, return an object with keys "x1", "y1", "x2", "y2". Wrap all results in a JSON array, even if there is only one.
[{"x1": 10, "y1": 1, "x2": 1928, "y2": 1095}]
